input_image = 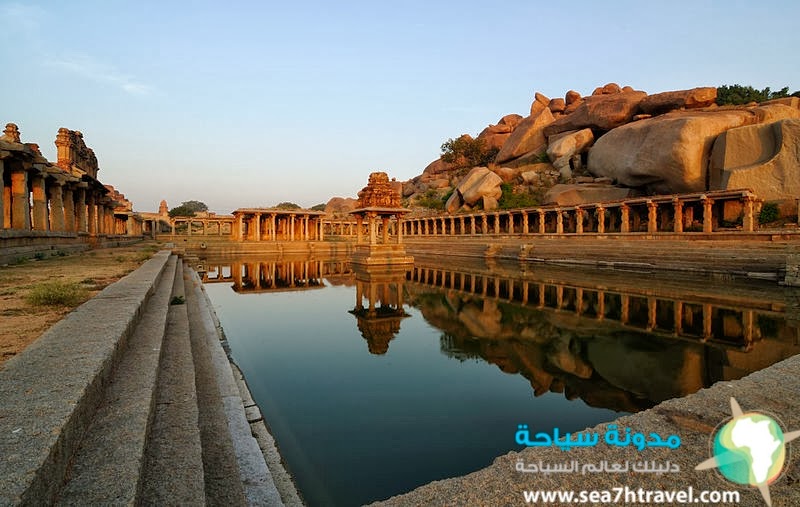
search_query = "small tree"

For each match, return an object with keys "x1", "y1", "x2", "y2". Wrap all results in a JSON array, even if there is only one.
[
  {"x1": 441, "y1": 135, "x2": 499, "y2": 168},
  {"x1": 168, "y1": 200, "x2": 208, "y2": 217},
  {"x1": 274, "y1": 201, "x2": 301, "y2": 210},
  {"x1": 310, "y1": 203, "x2": 327, "y2": 211}
]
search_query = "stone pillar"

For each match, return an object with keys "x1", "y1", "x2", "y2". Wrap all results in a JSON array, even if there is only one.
[
  {"x1": 556, "y1": 210, "x2": 563, "y2": 234},
  {"x1": 459, "y1": 216, "x2": 465, "y2": 236},
  {"x1": 702, "y1": 196, "x2": 714, "y2": 233},
  {"x1": 673, "y1": 199, "x2": 683, "y2": 233},
  {"x1": 620, "y1": 205, "x2": 630, "y2": 233},
  {"x1": 597, "y1": 291, "x2": 605, "y2": 321},
  {"x1": 48, "y1": 182, "x2": 65, "y2": 232},
  {"x1": 74, "y1": 187, "x2": 87, "y2": 233},
  {"x1": 63, "y1": 186, "x2": 75, "y2": 232},
  {"x1": 647, "y1": 200, "x2": 657, "y2": 233},
  {"x1": 674, "y1": 301, "x2": 683, "y2": 335},
  {"x1": 575, "y1": 208, "x2": 584, "y2": 234},
  {"x1": 202, "y1": 220, "x2": 208, "y2": 235},
  {"x1": 356, "y1": 215, "x2": 364, "y2": 243},
  {"x1": 396, "y1": 217, "x2": 403, "y2": 244},
  {"x1": 647, "y1": 297, "x2": 657, "y2": 331},
  {"x1": 742, "y1": 195, "x2": 755, "y2": 232},
  {"x1": 538, "y1": 210, "x2": 545, "y2": 234},
  {"x1": 106, "y1": 205, "x2": 115, "y2": 234},
  {"x1": 522, "y1": 211, "x2": 529, "y2": 234},
  {"x1": 481, "y1": 214, "x2": 488, "y2": 234},
  {"x1": 382, "y1": 216, "x2": 389, "y2": 244},
  {"x1": 493, "y1": 213, "x2": 500, "y2": 234},
  {"x1": 620, "y1": 294, "x2": 629, "y2": 324},
  {"x1": 369, "y1": 214, "x2": 378, "y2": 245},
  {"x1": 470, "y1": 216, "x2": 476, "y2": 235},
  {"x1": 289, "y1": 215, "x2": 296, "y2": 241},
  {"x1": 0, "y1": 161, "x2": 4, "y2": 230},
  {"x1": 596, "y1": 206, "x2": 605, "y2": 234},
  {"x1": 87, "y1": 191, "x2": 97, "y2": 235},
  {"x1": 449, "y1": 216, "x2": 455, "y2": 236},
  {"x1": 2, "y1": 176, "x2": 9, "y2": 229},
  {"x1": 255, "y1": 213, "x2": 262, "y2": 241},
  {"x1": 10, "y1": 169, "x2": 30, "y2": 230},
  {"x1": 235, "y1": 214, "x2": 243, "y2": 240},
  {"x1": 31, "y1": 174, "x2": 48, "y2": 231}
]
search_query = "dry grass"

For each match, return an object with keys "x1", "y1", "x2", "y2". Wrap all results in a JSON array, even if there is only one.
[{"x1": 0, "y1": 241, "x2": 164, "y2": 366}]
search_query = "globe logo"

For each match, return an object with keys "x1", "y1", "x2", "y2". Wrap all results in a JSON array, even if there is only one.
[
  {"x1": 696, "y1": 397, "x2": 800, "y2": 507},
  {"x1": 713, "y1": 413, "x2": 785, "y2": 486}
]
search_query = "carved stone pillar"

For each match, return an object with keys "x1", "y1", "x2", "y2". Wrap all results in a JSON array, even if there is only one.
[
  {"x1": 31, "y1": 174, "x2": 48, "y2": 231},
  {"x1": 522, "y1": 211, "x2": 528, "y2": 234},
  {"x1": 620, "y1": 205, "x2": 630, "y2": 233},
  {"x1": 87, "y1": 191, "x2": 97, "y2": 235},
  {"x1": 481, "y1": 214, "x2": 488, "y2": 234},
  {"x1": 702, "y1": 196, "x2": 714, "y2": 233},
  {"x1": 596, "y1": 206, "x2": 605, "y2": 234},
  {"x1": 0, "y1": 160, "x2": 4, "y2": 230},
  {"x1": 470, "y1": 215, "x2": 476, "y2": 235},
  {"x1": 62, "y1": 186, "x2": 75, "y2": 232},
  {"x1": 556, "y1": 210, "x2": 563, "y2": 234},
  {"x1": 647, "y1": 200, "x2": 657, "y2": 233},
  {"x1": 494, "y1": 213, "x2": 500, "y2": 234},
  {"x1": 742, "y1": 195, "x2": 755, "y2": 232},
  {"x1": 382, "y1": 216, "x2": 389, "y2": 243},
  {"x1": 575, "y1": 208, "x2": 584, "y2": 234},
  {"x1": 673, "y1": 198, "x2": 683, "y2": 233},
  {"x1": 49, "y1": 181, "x2": 65, "y2": 232},
  {"x1": 10, "y1": 168, "x2": 29, "y2": 230},
  {"x1": 538, "y1": 210, "x2": 545, "y2": 234}
]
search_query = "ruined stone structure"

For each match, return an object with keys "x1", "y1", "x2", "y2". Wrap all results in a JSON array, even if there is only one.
[
  {"x1": 401, "y1": 189, "x2": 758, "y2": 237},
  {"x1": 350, "y1": 172, "x2": 413, "y2": 266},
  {"x1": 1, "y1": 123, "x2": 144, "y2": 259},
  {"x1": 231, "y1": 209, "x2": 325, "y2": 242}
]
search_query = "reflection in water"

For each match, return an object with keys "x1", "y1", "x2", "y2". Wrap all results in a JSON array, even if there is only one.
[
  {"x1": 350, "y1": 265, "x2": 410, "y2": 354},
  {"x1": 200, "y1": 253, "x2": 799, "y2": 506},
  {"x1": 406, "y1": 259, "x2": 799, "y2": 412}
]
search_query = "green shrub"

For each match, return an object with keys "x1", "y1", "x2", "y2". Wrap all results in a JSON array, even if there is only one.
[
  {"x1": 33, "y1": 252, "x2": 46, "y2": 261},
  {"x1": 758, "y1": 202, "x2": 780, "y2": 224},
  {"x1": 498, "y1": 183, "x2": 541, "y2": 209},
  {"x1": 26, "y1": 281, "x2": 88, "y2": 307},
  {"x1": 416, "y1": 189, "x2": 448, "y2": 210},
  {"x1": 170, "y1": 295, "x2": 185, "y2": 305}
]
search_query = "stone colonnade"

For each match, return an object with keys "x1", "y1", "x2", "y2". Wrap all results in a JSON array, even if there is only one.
[
  {"x1": 401, "y1": 190, "x2": 760, "y2": 238},
  {"x1": 230, "y1": 209, "x2": 326, "y2": 242},
  {"x1": 170, "y1": 218, "x2": 234, "y2": 236},
  {"x1": 200, "y1": 258, "x2": 352, "y2": 291},
  {"x1": 408, "y1": 264, "x2": 771, "y2": 349},
  {"x1": 1, "y1": 154, "x2": 143, "y2": 237}
]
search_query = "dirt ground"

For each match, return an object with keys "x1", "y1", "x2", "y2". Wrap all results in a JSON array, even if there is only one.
[{"x1": 0, "y1": 241, "x2": 163, "y2": 367}]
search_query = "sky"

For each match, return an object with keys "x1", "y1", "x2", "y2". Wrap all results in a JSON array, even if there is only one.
[{"x1": 1, "y1": 0, "x2": 798, "y2": 214}]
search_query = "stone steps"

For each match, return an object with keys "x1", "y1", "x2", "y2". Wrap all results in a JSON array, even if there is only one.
[
  {"x1": 56, "y1": 254, "x2": 178, "y2": 505},
  {"x1": 0, "y1": 251, "x2": 288, "y2": 506}
]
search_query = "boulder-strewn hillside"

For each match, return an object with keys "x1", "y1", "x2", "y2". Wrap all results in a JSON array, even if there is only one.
[{"x1": 402, "y1": 84, "x2": 800, "y2": 213}]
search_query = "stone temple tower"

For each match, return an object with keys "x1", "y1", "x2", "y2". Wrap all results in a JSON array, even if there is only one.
[{"x1": 158, "y1": 200, "x2": 168, "y2": 216}]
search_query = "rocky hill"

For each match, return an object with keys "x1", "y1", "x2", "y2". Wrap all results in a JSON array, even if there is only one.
[{"x1": 401, "y1": 83, "x2": 800, "y2": 215}]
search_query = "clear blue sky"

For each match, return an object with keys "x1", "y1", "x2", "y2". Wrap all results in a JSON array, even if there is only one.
[{"x1": 1, "y1": 0, "x2": 798, "y2": 213}]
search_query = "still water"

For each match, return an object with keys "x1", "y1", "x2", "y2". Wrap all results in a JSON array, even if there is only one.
[{"x1": 201, "y1": 255, "x2": 799, "y2": 506}]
